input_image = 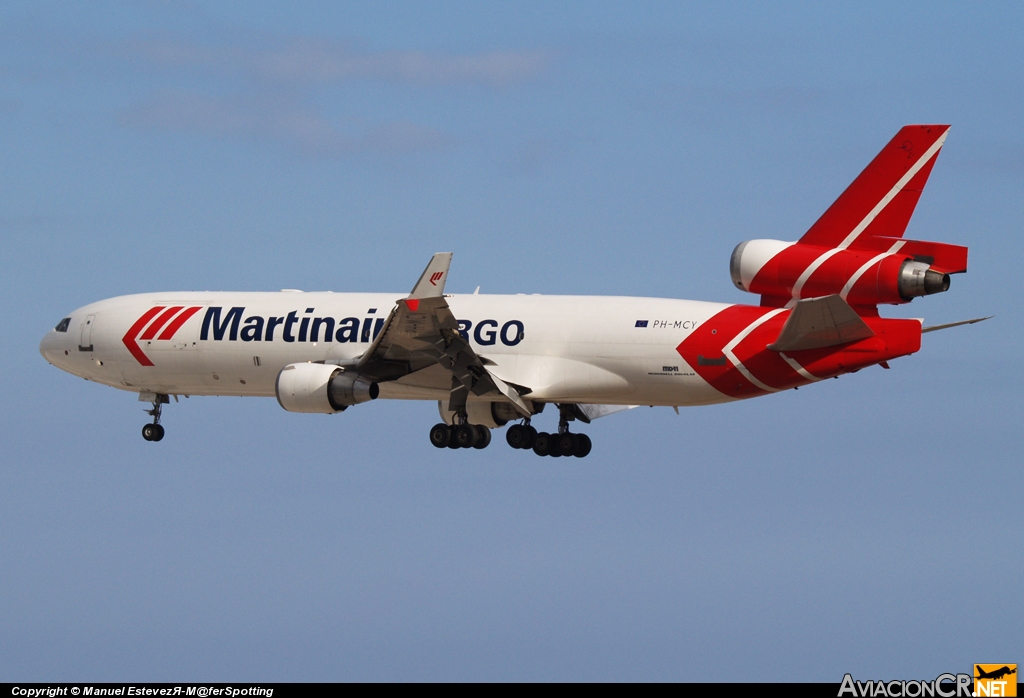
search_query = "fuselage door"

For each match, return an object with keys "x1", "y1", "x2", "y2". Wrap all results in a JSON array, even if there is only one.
[{"x1": 79, "y1": 314, "x2": 95, "y2": 352}]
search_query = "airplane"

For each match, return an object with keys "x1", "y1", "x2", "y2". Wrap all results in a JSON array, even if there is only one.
[
  {"x1": 39, "y1": 124, "x2": 987, "y2": 457},
  {"x1": 976, "y1": 666, "x2": 1017, "y2": 681}
]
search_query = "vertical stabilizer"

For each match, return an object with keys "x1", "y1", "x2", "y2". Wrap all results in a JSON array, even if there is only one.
[{"x1": 799, "y1": 125, "x2": 949, "y2": 250}]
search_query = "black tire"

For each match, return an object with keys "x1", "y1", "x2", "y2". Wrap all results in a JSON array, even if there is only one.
[
  {"x1": 556, "y1": 433, "x2": 577, "y2": 457},
  {"x1": 141, "y1": 424, "x2": 155, "y2": 441},
  {"x1": 454, "y1": 424, "x2": 479, "y2": 449},
  {"x1": 473, "y1": 426, "x2": 491, "y2": 449},
  {"x1": 524, "y1": 425, "x2": 538, "y2": 449},
  {"x1": 573, "y1": 433, "x2": 592, "y2": 458},
  {"x1": 429, "y1": 423, "x2": 451, "y2": 448},
  {"x1": 151, "y1": 424, "x2": 165, "y2": 442},
  {"x1": 533, "y1": 432, "x2": 552, "y2": 456},
  {"x1": 506, "y1": 424, "x2": 526, "y2": 449}
]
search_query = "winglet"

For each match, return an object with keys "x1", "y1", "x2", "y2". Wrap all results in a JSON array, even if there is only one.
[{"x1": 409, "y1": 253, "x2": 453, "y2": 300}]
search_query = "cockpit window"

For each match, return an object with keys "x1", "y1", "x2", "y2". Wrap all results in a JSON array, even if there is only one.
[{"x1": 55, "y1": 318, "x2": 71, "y2": 332}]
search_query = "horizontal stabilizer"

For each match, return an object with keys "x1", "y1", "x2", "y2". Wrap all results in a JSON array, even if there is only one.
[
  {"x1": 769, "y1": 294, "x2": 875, "y2": 352},
  {"x1": 921, "y1": 316, "x2": 992, "y2": 333},
  {"x1": 859, "y1": 236, "x2": 969, "y2": 274}
]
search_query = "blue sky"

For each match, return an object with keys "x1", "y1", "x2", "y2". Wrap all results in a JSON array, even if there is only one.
[{"x1": 2, "y1": 1, "x2": 1021, "y2": 681}]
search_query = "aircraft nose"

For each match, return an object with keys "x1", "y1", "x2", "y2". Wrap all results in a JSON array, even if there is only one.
[
  {"x1": 39, "y1": 328, "x2": 66, "y2": 365},
  {"x1": 39, "y1": 332, "x2": 56, "y2": 362}
]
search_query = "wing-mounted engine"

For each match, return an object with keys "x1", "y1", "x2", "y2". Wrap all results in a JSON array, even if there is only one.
[
  {"x1": 728, "y1": 124, "x2": 968, "y2": 310},
  {"x1": 275, "y1": 362, "x2": 378, "y2": 414}
]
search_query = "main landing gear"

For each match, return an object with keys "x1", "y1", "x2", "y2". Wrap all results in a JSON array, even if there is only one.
[
  {"x1": 428, "y1": 404, "x2": 592, "y2": 457},
  {"x1": 523, "y1": 404, "x2": 592, "y2": 458},
  {"x1": 429, "y1": 421, "x2": 492, "y2": 450},
  {"x1": 507, "y1": 418, "x2": 592, "y2": 458},
  {"x1": 141, "y1": 393, "x2": 168, "y2": 442}
]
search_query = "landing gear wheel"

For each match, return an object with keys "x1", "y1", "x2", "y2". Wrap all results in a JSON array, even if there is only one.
[
  {"x1": 556, "y1": 433, "x2": 577, "y2": 457},
  {"x1": 141, "y1": 393, "x2": 169, "y2": 442},
  {"x1": 573, "y1": 433, "x2": 592, "y2": 458},
  {"x1": 429, "y1": 423, "x2": 451, "y2": 448},
  {"x1": 453, "y1": 424, "x2": 479, "y2": 449},
  {"x1": 533, "y1": 432, "x2": 552, "y2": 457},
  {"x1": 524, "y1": 425, "x2": 537, "y2": 449},
  {"x1": 506, "y1": 424, "x2": 527, "y2": 449},
  {"x1": 473, "y1": 426, "x2": 491, "y2": 449}
]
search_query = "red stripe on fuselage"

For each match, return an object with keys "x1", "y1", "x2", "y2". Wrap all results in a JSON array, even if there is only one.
[
  {"x1": 677, "y1": 305, "x2": 922, "y2": 399},
  {"x1": 122, "y1": 306, "x2": 165, "y2": 367},
  {"x1": 139, "y1": 306, "x2": 183, "y2": 340},
  {"x1": 157, "y1": 306, "x2": 202, "y2": 340}
]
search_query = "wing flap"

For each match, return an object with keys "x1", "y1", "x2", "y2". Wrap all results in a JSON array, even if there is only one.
[
  {"x1": 357, "y1": 253, "x2": 532, "y2": 417},
  {"x1": 577, "y1": 404, "x2": 637, "y2": 422}
]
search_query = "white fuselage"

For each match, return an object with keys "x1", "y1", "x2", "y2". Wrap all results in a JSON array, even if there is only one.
[{"x1": 39, "y1": 291, "x2": 735, "y2": 408}]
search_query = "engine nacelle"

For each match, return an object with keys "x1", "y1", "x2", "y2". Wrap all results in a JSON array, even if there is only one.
[
  {"x1": 730, "y1": 239, "x2": 951, "y2": 306},
  {"x1": 276, "y1": 362, "x2": 379, "y2": 414},
  {"x1": 730, "y1": 239, "x2": 794, "y2": 292},
  {"x1": 898, "y1": 260, "x2": 951, "y2": 299},
  {"x1": 437, "y1": 400, "x2": 522, "y2": 428}
]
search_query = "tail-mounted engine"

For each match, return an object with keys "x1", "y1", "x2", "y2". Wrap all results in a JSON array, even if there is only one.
[
  {"x1": 730, "y1": 238, "x2": 965, "y2": 308},
  {"x1": 276, "y1": 362, "x2": 378, "y2": 414},
  {"x1": 728, "y1": 125, "x2": 968, "y2": 310}
]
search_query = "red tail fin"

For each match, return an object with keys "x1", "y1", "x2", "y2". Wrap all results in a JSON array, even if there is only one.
[{"x1": 799, "y1": 125, "x2": 949, "y2": 249}]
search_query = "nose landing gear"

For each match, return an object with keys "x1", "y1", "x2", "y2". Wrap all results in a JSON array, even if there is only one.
[
  {"x1": 141, "y1": 393, "x2": 169, "y2": 442},
  {"x1": 141, "y1": 423, "x2": 164, "y2": 442}
]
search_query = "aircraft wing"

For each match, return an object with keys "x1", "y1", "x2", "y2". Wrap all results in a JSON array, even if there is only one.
[
  {"x1": 355, "y1": 253, "x2": 532, "y2": 416},
  {"x1": 768, "y1": 294, "x2": 875, "y2": 352}
]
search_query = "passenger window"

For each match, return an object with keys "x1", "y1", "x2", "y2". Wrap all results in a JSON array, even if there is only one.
[{"x1": 55, "y1": 318, "x2": 71, "y2": 333}]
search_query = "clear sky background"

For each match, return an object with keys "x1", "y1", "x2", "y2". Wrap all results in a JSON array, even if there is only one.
[{"x1": 2, "y1": 1, "x2": 1021, "y2": 682}]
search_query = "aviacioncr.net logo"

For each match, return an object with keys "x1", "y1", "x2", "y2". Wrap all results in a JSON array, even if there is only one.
[
  {"x1": 975, "y1": 665, "x2": 1017, "y2": 697},
  {"x1": 839, "y1": 673, "x2": 973, "y2": 698}
]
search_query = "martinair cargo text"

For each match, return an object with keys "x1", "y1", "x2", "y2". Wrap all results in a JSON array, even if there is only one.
[{"x1": 40, "y1": 125, "x2": 986, "y2": 457}]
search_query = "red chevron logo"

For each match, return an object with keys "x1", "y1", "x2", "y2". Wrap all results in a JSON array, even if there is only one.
[
  {"x1": 429, "y1": 271, "x2": 444, "y2": 286},
  {"x1": 122, "y1": 306, "x2": 203, "y2": 366}
]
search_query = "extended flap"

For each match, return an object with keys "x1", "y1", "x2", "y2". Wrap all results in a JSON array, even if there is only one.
[{"x1": 768, "y1": 294, "x2": 875, "y2": 352}]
